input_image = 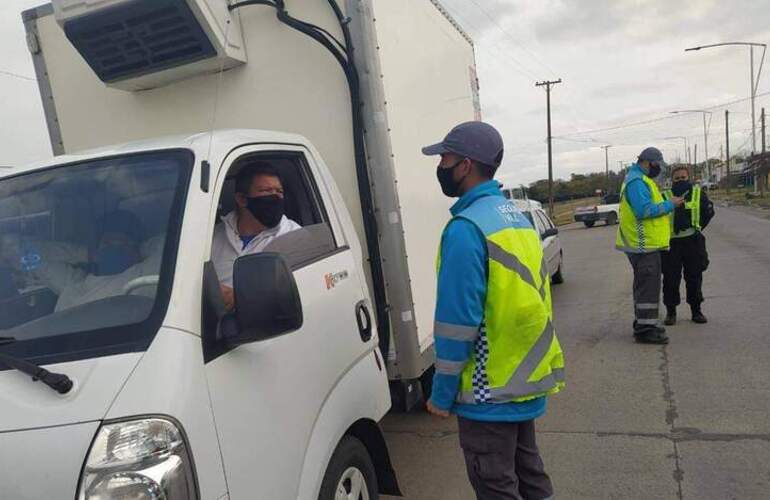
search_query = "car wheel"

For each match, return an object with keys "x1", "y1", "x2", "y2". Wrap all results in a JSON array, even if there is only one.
[
  {"x1": 606, "y1": 212, "x2": 618, "y2": 225},
  {"x1": 319, "y1": 436, "x2": 378, "y2": 500},
  {"x1": 584, "y1": 221, "x2": 595, "y2": 228},
  {"x1": 551, "y1": 253, "x2": 564, "y2": 284}
]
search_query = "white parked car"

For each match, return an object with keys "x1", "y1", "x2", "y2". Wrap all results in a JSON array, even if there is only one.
[
  {"x1": 573, "y1": 193, "x2": 621, "y2": 228},
  {"x1": 514, "y1": 201, "x2": 564, "y2": 284}
]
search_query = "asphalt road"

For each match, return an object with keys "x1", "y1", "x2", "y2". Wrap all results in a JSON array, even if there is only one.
[{"x1": 382, "y1": 205, "x2": 770, "y2": 500}]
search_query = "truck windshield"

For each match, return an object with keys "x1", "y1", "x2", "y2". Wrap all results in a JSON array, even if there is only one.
[{"x1": 0, "y1": 150, "x2": 191, "y2": 366}]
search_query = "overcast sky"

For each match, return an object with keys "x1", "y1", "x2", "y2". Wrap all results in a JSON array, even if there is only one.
[{"x1": 3, "y1": 0, "x2": 770, "y2": 185}]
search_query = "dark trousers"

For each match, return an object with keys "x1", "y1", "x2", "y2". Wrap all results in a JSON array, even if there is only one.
[
  {"x1": 662, "y1": 233, "x2": 708, "y2": 309},
  {"x1": 626, "y1": 251, "x2": 662, "y2": 333},
  {"x1": 458, "y1": 417, "x2": 554, "y2": 500}
]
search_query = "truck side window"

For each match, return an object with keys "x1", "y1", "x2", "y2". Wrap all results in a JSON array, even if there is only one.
[{"x1": 212, "y1": 152, "x2": 337, "y2": 278}]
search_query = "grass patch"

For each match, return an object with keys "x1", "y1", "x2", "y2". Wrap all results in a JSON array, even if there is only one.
[
  {"x1": 710, "y1": 188, "x2": 770, "y2": 208},
  {"x1": 547, "y1": 197, "x2": 600, "y2": 226}
]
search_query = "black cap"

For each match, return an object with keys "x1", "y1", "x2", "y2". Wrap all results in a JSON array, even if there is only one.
[
  {"x1": 638, "y1": 147, "x2": 667, "y2": 166},
  {"x1": 422, "y1": 121, "x2": 504, "y2": 167}
]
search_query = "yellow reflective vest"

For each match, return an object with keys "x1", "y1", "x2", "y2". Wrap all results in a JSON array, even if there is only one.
[
  {"x1": 616, "y1": 171, "x2": 671, "y2": 253},
  {"x1": 663, "y1": 185, "x2": 702, "y2": 238},
  {"x1": 439, "y1": 196, "x2": 565, "y2": 404}
]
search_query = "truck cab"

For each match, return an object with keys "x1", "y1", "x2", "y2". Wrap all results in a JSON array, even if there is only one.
[{"x1": 0, "y1": 130, "x2": 399, "y2": 500}]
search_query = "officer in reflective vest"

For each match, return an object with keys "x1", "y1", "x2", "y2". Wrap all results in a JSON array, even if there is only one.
[
  {"x1": 661, "y1": 165, "x2": 715, "y2": 325},
  {"x1": 423, "y1": 121, "x2": 564, "y2": 500},
  {"x1": 616, "y1": 147, "x2": 685, "y2": 344}
]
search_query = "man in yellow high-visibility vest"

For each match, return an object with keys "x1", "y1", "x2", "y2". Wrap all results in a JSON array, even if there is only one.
[
  {"x1": 423, "y1": 121, "x2": 564, "y2": 500},
  {"x1": 616, "y1": 147, "x2": 685, "y2": 344},
  {"x1": 662, "y1": 165, "x2": 715, "y2": 325}
]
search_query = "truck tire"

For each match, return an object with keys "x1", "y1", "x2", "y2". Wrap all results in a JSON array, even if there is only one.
[
  {"x1": 584, "y1": 221, "x2": 595, "y2": 228},
  {"x1": 319, "y1": 436, "x2": 378, "y2": 500},
  {"x1": 606, "y1": 212, "x2": 618, "y2": 225},
  {"x1": 551, "y1": 252, "x2": 564, "y2": 284}
]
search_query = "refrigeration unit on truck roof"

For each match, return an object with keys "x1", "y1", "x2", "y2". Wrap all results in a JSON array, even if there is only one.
[{"x1": 52, "y1": 0, "x2": 247, "y2": 91}]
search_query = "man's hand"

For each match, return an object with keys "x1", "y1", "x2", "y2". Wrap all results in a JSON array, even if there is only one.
[
  {"x1": 426, "y1": 400, "x2": 450, "y2": 418},
  {"x1": 221, "y1": 285, "x2": 235, "y2": 312},
  {"x1": 671, "y1": 196, "x2": 685, "y2": 207}
]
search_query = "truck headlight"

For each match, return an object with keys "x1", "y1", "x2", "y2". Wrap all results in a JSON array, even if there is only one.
[{"x1": 77, "y1": 417, "x2": 198, "y2": 500}]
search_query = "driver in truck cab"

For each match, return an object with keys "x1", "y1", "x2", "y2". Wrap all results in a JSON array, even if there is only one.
[
  {"x1": 211, "y1": 162, "x2": 301, "y2": 311},
  {"x1": 27, "y1": 210, "x2": 163, "y2": 312}
]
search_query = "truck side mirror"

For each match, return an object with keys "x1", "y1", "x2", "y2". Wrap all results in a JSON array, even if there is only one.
[
  {"x1": 542, "y1": 228, "x2": 559, "y2": 239},
  {"x1": 228, "y1": 253, "x2": 303, "y2": 345}
]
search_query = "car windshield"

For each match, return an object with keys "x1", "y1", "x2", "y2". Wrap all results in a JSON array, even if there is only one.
[{"x1": 0, "y1": 150, "x2": 191, "y2": 364}]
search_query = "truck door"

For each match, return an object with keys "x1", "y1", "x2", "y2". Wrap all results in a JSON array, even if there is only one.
[{"x1": 202, "y1": 145, "x2": 378, "y2": 499}]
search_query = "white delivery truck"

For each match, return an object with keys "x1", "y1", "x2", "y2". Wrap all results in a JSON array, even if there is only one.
[{"x1": 0, "y1": 0, "x2": 479, "y2": 499}]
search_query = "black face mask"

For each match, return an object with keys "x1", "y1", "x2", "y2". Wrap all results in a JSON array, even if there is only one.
[
  {"x1": 671, "y1": 180, "x2": 692, "y2": 197},
  {"x1": 436, "y1": 159, "x2": 468, "y2": 198},
  {"x1": 246, "y1": 195, "x2": 285, "y2": 228},
  {"x1": 647, "y1": 162, "x2": 662, "y2": 179}
]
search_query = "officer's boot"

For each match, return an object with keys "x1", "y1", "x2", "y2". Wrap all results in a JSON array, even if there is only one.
[
  {"x1": 691, "y1": 304, "x2": 707, "y2": 324},
  {"x1": 664, "y1": 306, "x2": 677, "y2": 326}
]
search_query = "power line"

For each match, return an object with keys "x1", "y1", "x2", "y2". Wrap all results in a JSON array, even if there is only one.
[
  {"x1": 441, "y1": 3, "x2": 540, "y2": 82},
  {"x1": 464, "y1": 0, "x2": 558, "y2": 78},
  {"x1": 554, "y1": 90, "x2": 770, "y2": 139}
]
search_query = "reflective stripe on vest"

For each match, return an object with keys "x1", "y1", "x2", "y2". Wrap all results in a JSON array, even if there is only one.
[
  {"x1": 663, "y1": 186, "x2": 702, "y2": 236},
  {"x1": 615, "y1": 175, "x2": 671, "y2": 253},
  {"x1": 438, "y1": 195, "x2": 565, "y2": 405}
]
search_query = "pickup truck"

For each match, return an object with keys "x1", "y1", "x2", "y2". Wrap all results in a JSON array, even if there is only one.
[{"x1": 573, "y1": 193, "x2": 621, "y2": 228}]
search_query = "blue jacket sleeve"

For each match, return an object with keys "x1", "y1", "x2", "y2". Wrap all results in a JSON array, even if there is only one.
[
  {"x1": 625, "y1": 179, "x2": 674, "y2": 219},
  {"x1": 429, "y1": 218, "x2": 487, "y2": 411}
]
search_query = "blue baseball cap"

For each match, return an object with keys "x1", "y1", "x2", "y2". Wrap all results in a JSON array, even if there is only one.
[
  {"x1": 422, "y1": 121, "x2": 504, "y2": 167},
  {"x1": 638, "y1": 147, "x2": 667, "y2": 166}
]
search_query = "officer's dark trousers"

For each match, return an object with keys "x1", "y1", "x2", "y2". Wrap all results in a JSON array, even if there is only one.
[
  {"x1": 626, "y1": 251, "x2": 662, "y2": 333},
  {"x1": 458, "y1": 417, "x2": 554, "y2": 500},
  {"x1": 662, "y1": 233, "x2": 708, "y2": 309}
]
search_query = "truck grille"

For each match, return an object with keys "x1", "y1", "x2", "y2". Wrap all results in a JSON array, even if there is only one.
[{"x1": 63, "y1": 0, "x2": 216, "y2": 84}]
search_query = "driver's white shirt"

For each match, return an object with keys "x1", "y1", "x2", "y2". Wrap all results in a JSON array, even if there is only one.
[
  {"x1": 37, "y1": 237, "x2": 164, "y2": 312},
  {"x1": 211, "y1": 211, "x2": 301, "y2": 287}
]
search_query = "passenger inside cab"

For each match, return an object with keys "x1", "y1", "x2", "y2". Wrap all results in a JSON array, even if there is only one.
[{"x1": 30, "y1": 210, "x2": 164, "y2": 312}]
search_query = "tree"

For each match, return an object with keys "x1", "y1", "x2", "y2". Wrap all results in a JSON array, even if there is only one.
[{"x1": 526, "y1": 170, "x2": 624, "y2": 202}]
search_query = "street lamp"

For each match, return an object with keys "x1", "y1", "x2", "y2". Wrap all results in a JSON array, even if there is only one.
[
  {"x1": 686, "y1": 42, "x2": 767, "y2": 154},
  {"x1": 670, "y1": 110, "x2": 713, "y2": 180},
  {"x1": 663, "y1": 136, "x2": 689, "y2": 164}
]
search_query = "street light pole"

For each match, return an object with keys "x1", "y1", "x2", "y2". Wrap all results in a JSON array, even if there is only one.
[
  {"x1": 671, "y1": 110, "x2": 714, "y2": 180},
  {"x1": 726, "y1": 109, "x2": 731, "y2": 193},
  {"x1": 686, "y1": 42, "x2": 766, "y2": 156}
]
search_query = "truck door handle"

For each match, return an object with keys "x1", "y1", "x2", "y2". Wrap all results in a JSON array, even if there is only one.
[{"x1": 355, "y1": 301, "x2": 373, "y2": 342}]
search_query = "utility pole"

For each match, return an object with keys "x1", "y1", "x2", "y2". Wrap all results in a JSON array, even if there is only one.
[
  {"x1": 536, "y1": 78, "x2": 562, "y2": 217},
  {"x1": 757, "y1": 108, "x2": 768, "y2": 198},
  {"x1": 751, "y1": 46, "x2": 756, "y2": 153},
  {"x1": 602, "y1": 145, "x2": 611, "y2": 193},
  {"x1": 703, "y1": 112, "x2": 710, "y2": 181},
  {"x1": 693, "y1": 143, "x2": 698, "y2": 180},
  {"x1": 726, "y1": 110, "x2": 731, "y2": 193}
]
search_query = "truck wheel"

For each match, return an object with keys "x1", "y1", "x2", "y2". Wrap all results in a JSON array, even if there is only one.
[
  {"x1": 551, "y1": 253, "x2": 564, "y2": 284},
  {"x1": 319, "y1": 436, "x2": 378, "y2": 500},
  {"x1": 584, "y1": 221, "x2": 595, "y2": 228},
  {"x1": 606, "y1": 212, "x2": 618, "y2": 225}
]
